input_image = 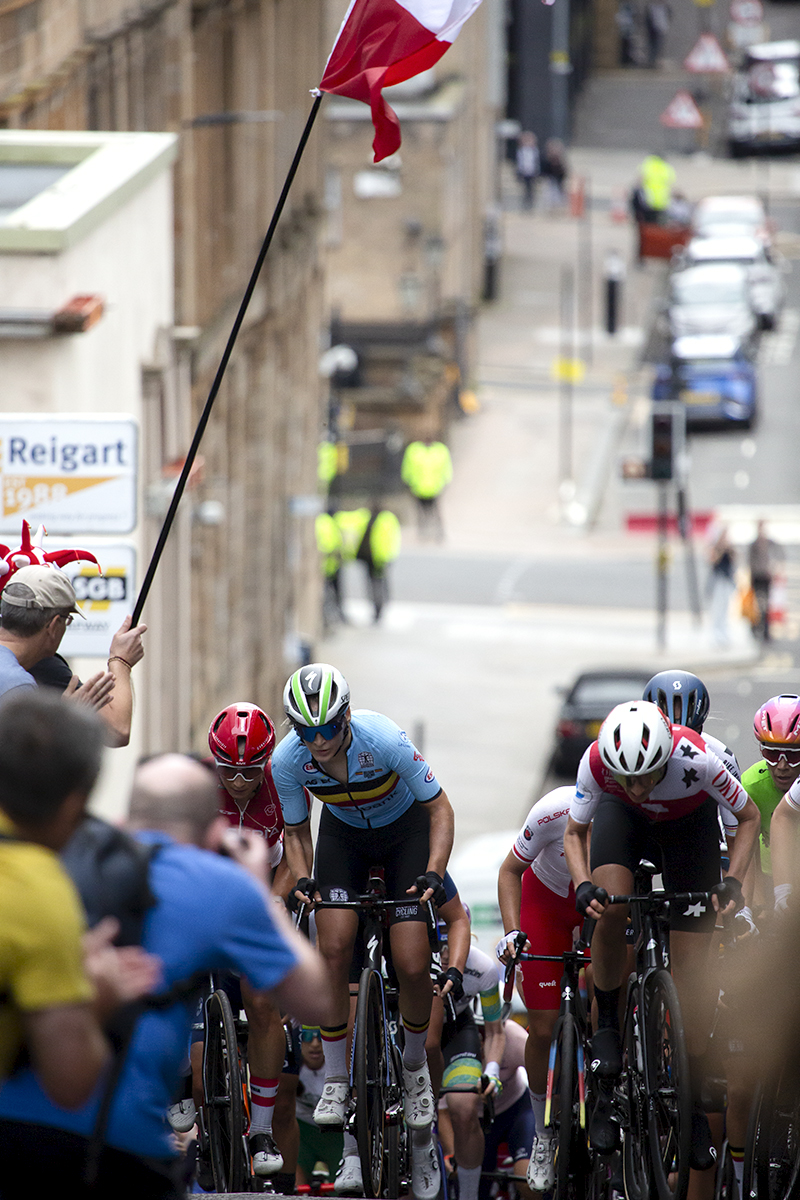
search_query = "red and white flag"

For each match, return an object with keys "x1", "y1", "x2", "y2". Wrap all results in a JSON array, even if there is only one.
[{"x1": 320, "y1": 0, "x2": 483, "y2": 162}]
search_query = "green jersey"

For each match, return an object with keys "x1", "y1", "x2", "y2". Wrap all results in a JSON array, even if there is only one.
[{"x1": 741, "y1": 761, "x2": 783, "y2": 875}]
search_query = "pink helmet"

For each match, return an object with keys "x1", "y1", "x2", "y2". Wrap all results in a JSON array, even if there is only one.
[
  {"x1": 753, "y1": 695, "x2": 800, "y2": 746},
  {"x1": 208, "y1": 703, "x2": 276, "y2": 766}
]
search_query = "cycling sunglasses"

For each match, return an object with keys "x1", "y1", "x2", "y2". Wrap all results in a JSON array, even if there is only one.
[
  {"x1": 293, "y1": 718, "x2": 343, "y2": 743},
  {"x1": 215, "y1": 762, "x2": 264, "y2": 782},
  {"x1": 760, "y1": 745, "x2": 800, "y2": 767},
  {"x1": 612, "y1": 768, "x2": 664, "y2": 789},
  {"x1": 300, "y1": 1027, "x2": 322, "y2": 1043}
]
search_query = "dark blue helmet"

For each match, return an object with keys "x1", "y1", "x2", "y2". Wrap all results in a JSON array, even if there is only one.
[{"x1": 643, "y1": 670, "x2": 710, "y2": 733}]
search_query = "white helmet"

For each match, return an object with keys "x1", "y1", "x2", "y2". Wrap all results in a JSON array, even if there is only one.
[
  {"x1": 597, "y1": 701, "x2": 673, "y2": 777},
  {"x1": 283, "y1": 663, "x2": 350, "y2": 728}
]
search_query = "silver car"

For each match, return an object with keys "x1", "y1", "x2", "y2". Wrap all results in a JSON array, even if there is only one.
[
  {"x1": 666, "y1": 262, "x2": 759, "y2": 345},
  {"x1": 728, "y1": 40, "x2": 800, "y2": 156},
  {"x1": 676, "y1": 235, "x2": 785, "y2": 330}
]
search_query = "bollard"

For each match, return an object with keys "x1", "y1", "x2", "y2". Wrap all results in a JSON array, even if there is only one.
[
  {"x1": 568, "y1": 176, "x2": 585, "y2": 219},
  {"x1": 603, "y1": 249, "x2": 626, "y2": 335}
]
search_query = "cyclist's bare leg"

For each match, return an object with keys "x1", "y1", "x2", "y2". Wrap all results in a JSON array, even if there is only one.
[
  {"x1": 448, "y1": 1090, "x2": 485, "y2": 1175},
  {"x1": 512, "y1": 1158, "x2": 534, "y2": 1200},
  {"x1": 388, "y1": 919, "x2": 434, "y2": 1056},
  {"x1": 273, "y1": 1074, "x2": 300, "y2": 1174},
  {"x1": 425, "y1": 995, "x2": 446, "y2": 1095},
  {"x1": 314, "y1": 907, "x2": 361, "y2": 1029},
  {"x1": 522, "y1": 1008, "x2": 558, "y2": 1093},
  {"x1": 241, "y1": 980, "x2": 286, "y2": 1077}
]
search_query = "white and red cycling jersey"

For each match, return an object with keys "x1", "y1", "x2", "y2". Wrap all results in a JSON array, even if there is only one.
[
  {"x1": 216, "y1": 762, "x2": 285, "y2": 870},
  {"x1": 571, "y1": 725, "x2": 749, "y2": 826},
  {"x1": 511, "y1": 786, "x2": 574, "y2": 897}
]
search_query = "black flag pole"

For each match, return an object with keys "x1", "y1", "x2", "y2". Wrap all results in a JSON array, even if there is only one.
[{"x1": 131, "y1": 91, "x2": 324, "y2": 626}]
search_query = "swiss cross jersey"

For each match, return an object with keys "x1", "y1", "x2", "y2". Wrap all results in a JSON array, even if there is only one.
[
  {"x1": 704, "y1": 732, "x2": 741, "y2": 836},
  {"x1": 511, "y1": 786, "x2": 574, "y2": 898},
  {"x1": 571, "y1": 726, "x2": 749, "y2": 825},
  {"x1": 270, "y1": 709, "x2": 442, "y2": 829},
  {"x1": 216, "y1": 763, "x2": 285, "y2": 869}
]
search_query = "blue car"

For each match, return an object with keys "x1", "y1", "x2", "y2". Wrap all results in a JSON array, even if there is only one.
[{"x1": 652, "y1": 334, "x2": 757, "y2": 429}]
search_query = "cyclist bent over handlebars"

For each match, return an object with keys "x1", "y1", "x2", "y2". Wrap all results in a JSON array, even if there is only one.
[
  {"x1": 271, "y1": 664, "x2": 455, "y2": 1136},
  {"x1": 562, "y1": 701, "x2": 760, "y2": 1168}
]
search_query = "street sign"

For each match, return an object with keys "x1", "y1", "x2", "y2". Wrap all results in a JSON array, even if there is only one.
[
  {"x1": 58, "y1": 541, "x2": 137, "y2": 658},
  {"x1": 684, "y1": 33, "x2": 730, "y2": 74},
  {"x1": 661, "y1": 90, "x2": 704, "y2": 129},
  {"x1": 0, "y1": 415, "x2": 137, "y2": 534},
  {"x1": 730, "y1": 0, "x2": 763, "y2": 23}
]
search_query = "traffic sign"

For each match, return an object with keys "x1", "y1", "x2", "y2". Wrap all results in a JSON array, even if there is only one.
[
  {"x1": 730, "y1": 0, "x2": 763, "y2": 23},
  {"x1": 660, "y1": 90, "x2": 704, "y2": 130},
  {"x1": 684, "y1": 33, "x2": 730, "y2": 73}
]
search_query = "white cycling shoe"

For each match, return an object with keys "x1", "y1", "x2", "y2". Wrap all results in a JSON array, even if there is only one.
[
  {"x1": 166, "y1": 1098, "x2": 197, "y2": 1133},
  {"x1": 527, "y1": 1133, "x2": 557, "y2": 1193},
  {"x1": 314, "y1": 1079, "x2": 350, "y2": 1128},
  {"x1": 411, "y1": 1133, "x2": 440, "y2": 1200},
  {"x1": 249, "y1": 1131, "x2": 284, "y2": 1176},
  {"x1": 403, "y1": 1061, "x2": 435, "y2": 1130},
  {"x1": 334, "y1": 1154, "x2": 364, "y2": 1196}
]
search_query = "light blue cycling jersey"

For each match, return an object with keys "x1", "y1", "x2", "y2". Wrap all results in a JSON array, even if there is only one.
[{"x1": 271, "y1": 709, "x2": 442, "y2": 828}]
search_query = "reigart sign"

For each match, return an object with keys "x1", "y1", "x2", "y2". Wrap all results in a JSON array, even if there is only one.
[
  {"x1": 0, "y1": 415, "x2": 137, "y2": 534},
  {"x1": 57, "y1": 542, "x2": 137, "y2": 659}
]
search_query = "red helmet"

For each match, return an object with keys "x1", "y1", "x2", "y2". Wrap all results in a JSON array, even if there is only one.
[
  {"x1": 753, "y1": 695, "x2": 800, "y2": 746},
  {"x1": 208, "y1": 703, "x2": 276, "y2": 766}
]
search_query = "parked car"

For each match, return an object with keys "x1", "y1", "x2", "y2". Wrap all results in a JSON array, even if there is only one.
[
  {"x1": 665, "y1": 262, "x2": 759, "y2": 346},
  {"x1": 652, "y1": 334, "x2": 758, "y2": 429},
  {"x1": 677, "y1": 235, "x2": 785, "y2": 329},
  {"x1": 550, "y1": 669, "x2": 655, "y2": 776},
  {"x1": 691, "y1": 194, "x2": 770, "y2": 245},
  {"x1": 728, "y1": 40, "x2": 800, "y2": 157}
]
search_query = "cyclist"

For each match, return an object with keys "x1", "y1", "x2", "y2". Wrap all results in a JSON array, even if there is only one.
[
  {"x1": 742, "y1": 694, "x2": 800, "y2": 916},
  {"x1": 496, "y1": 785, "x2": 577, "y2": 1193},
  {"x1": 271, "y1": 663, "x2": 454, "y2": 1142},
  {"x1": 178, "y1": 704, "x2": 291, "y2": 1178},
  {"x1": 426, "y1": 924, "x2": 505, "y2": 1200},
  {"x1": 478, "y1": 1017, "x2": 534, "y2": 1200},
  {"x1": 562, "y1": 700, "x2": 760, "y2": 1166}
]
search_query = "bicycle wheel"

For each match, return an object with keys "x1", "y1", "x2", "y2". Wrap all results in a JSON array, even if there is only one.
[
  {"x1": 746, "y1": 1071, "x2": 800, "y2": 1200},
  {"x1": 554, "y1": 1013, "x2": 587, "y2": 1200},
  {"x1": 622, "y1": 982, "x2": 650, "y2": 1200},
  {"x1": 714, "y1": 1142, "x2": 737, "y2": 1200},
  {"x1": 386, "y1": 1040, "x2": 407, "y2": 1199},
  {"x1": 203, "y1": 988, "x2": 250, "y2": 1193},
  {"x1": 354, "y1": 967, "x2": 389, "y2": 1198},
  {"x1": 644, "y1": 970, "x2": 691, "y2": 1200}
]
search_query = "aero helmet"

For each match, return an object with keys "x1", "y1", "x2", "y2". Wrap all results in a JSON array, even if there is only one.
[
  {"x1": 753, "y1": 695, "x2": 800, "y2": 745},
  {"x1": 208, "y1": 703, "x2": 276, "y2": 766},
  {"x1": 283, "y1": 663, "x2": 350, "y2": 728},
  {"x1": 598, "y1": 701, "x2": 673, "y2": 777},
  {"x1": 643, "y1": 670, "x2": 710, "y2": 733}
]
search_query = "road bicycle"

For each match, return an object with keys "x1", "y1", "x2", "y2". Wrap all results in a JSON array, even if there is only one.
[
  {"x1": 298, "y1": 869, "x2": 439, "y2": 1199},
  {"x1": 502, "y1": 922, "x2": 595, "y2": 1200},
  {"x1": 606, "y1": 860, "x2": 713, "y2": 1200},
  {"x1": 742, "y1": 1066, "x2": 800, "y2": 1200}
]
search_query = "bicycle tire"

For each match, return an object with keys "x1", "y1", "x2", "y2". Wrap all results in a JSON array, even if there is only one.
[
  {"x1": 355, "y1": 967, "x2": 388, "y2": 1199},
  {"x1": 386, "y1": 1041, "x2": 407, "y2": 1199},
  {"x1": 622, "y1": 981, "x2": 649, "y2": 1200},
  {"x1": 203, "y1": 988, "x2": 250, "y2": 1193},
  {"x1": 554, "y1": 1013, "x2": 579, "y2": 1200},
  {"x1": 746, "y1": 1071, "x2": 800, "y2": 1200},
  {"x1": 644, "y1": 970, "x2": 691, "y2": 1200}
]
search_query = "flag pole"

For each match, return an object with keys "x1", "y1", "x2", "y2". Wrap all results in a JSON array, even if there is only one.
[{"x1": 132, "y1": 91, "x2": 324, "y2": 626}]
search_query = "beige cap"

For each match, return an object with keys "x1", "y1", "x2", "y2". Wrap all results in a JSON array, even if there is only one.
[{"x1": 1, "y1": 565, "x2": 84, "y2": 617}]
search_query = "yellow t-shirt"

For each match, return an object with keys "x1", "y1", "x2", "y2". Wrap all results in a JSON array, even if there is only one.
[{"x1": 0, "y1": 815, "x2": 93, "y2": 1081}]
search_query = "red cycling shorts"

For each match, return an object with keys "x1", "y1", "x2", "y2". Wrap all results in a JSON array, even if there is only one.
[{"x1": 518, "y1": 868, "x2": 580, "y2": 1013}]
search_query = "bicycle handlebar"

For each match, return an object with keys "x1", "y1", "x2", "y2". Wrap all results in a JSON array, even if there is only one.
[
  {"x1": 605, "y1": 890, "x2": 713, "y2": 907},
  {"x1": 502, "y1": 916, "x2": 594, "y2": 1003}
]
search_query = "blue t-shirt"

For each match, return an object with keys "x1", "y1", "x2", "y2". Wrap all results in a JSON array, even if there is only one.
[
  {"x1": 271, "y1": 709, "x2": 442, "y2": 829},
  {"x1": 0, "y1": 645, "x2": 36, "y2": 699},
  {"x1": 0, "y1": 833, "x2": 300, "y2": 1158}
]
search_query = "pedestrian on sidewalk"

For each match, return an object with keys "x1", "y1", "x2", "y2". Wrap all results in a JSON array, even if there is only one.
[
  {"x1": 540, "y1": 139, "x2": 568, "y2": 211},
  {"x1": 749, "y1": 520, "x2": 782, "y2": 643},
  {"x1": 707, "y1": 526, "x2": 737, "y2": 648},
  {"x1": 401, "y1": 435, "x2": 453, "y2": 542},
  {"x1": 616, "y1": 0, "x2": 639, "y2": 66},
  {"x1": 645, "y1": 0, "x2": 671, "y2": 68},
  {"x1": 334, "y1": 504, "x2": 402, "y2": 622},
  {"x1": 515, "y1": 131, "x2": 540, "y2": 211}
]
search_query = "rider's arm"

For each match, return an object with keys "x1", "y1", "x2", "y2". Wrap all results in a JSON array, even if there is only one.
[
  {"x1": 497, "y1": 849, "x2": 528, "y2": 954},
  {"x1": 482, "y1": 1016, "x2": 505, "y2": 1092},
  {"x1": 563, "y1": 815, "x2": 592, "y2": 888},
  {"x1": 769, "y1": 795, "x2": 800, "y2": 893},
  {"x1": 438, "y1": 891, "x2": 471, "y2": 975},
  {"x1": 424, "y1": 788, "x2": 455, "y2": 880},
  {"x1": 721, "y1": 796, "x2": 760, "y2": 913},
  {"x1": 282, "y1": 819, "x2": 315, "y2": 883}
]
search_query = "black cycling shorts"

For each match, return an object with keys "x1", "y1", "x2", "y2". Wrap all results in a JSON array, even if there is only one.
[
  {"x1": 589, "y1": 796, "x2": 721, "y2": 932},
  {"x1": 314, "y1": 801, "x2": 430, "y2": 925}
]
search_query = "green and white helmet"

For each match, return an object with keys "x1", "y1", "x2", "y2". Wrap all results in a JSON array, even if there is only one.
[{"x1": 283, "y1": 663, "x2": 351, "y2": 728}]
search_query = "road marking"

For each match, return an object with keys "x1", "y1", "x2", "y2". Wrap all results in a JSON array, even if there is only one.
[{"x1": 758, "y1": 309, "x2": 800, "y2": 367}]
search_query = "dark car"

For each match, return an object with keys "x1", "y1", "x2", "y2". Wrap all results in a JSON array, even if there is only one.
[{"x1": 551, "y1": 669, "x2": 655, "y2": 777}]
